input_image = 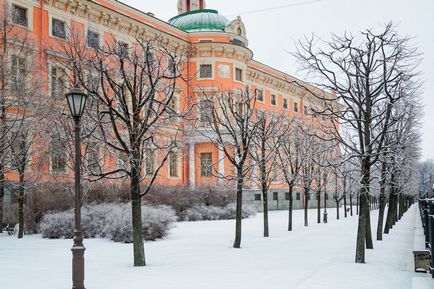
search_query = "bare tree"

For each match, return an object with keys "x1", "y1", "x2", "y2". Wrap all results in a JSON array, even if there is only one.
[
  {"x1": 250, "y1": 110, "x2": 284, "y2": 237},
  {"x1": 49, "y1": 28, "x2": 188, "y2": 266},
  {"x1": 0, "y1": 1, "x2": 46, "y2": 236},
  {"x1": 198, "y1": 88, "x2": 260, "y2": 248},
  {"x1": 276, "y1": 118, "x2": 303, "y2": 231},
  {"x1": 294, "y1": 23, "x2": 421, "y2": 263}
]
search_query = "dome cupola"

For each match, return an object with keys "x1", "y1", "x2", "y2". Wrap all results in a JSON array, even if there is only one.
[{"x1": 169, "y1": 9, "x2": 229, "y2": 32}]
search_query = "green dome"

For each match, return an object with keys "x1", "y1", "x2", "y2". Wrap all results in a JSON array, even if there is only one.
[{"x1": 168, "y1": 9, "x2": 229, "y2": 32}]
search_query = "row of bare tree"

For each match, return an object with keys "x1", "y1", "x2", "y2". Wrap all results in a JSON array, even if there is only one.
[{"x1": 0, "y1": 1, "x2": 422, "y2": 268}]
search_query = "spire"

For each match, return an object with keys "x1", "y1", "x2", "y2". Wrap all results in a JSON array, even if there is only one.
[{"x1": 177, "y1": 0, "x2": 206, "y2": 14}]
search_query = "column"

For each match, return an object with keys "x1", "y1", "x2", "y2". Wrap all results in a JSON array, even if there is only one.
[
  {"x1": 189, "y1": 142, "x2": 196, "y2": 189},
  {"x1": 218, "y1": 144, "x2": 225, "y2": 185}
]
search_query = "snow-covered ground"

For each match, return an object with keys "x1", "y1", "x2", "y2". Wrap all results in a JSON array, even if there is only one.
[{"x1": 0, "y1": 205, "x2": 428, "y2": 289}]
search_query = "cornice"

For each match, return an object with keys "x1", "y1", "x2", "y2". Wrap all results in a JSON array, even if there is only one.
[
  {"x1": 36, "y1": 0, "x2": 191, "y2": 53},
  {"x1": 191, "y1": 42, "x2": 253, "y2": 63}
]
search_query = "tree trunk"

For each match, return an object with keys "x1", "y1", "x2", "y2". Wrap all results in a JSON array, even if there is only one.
[
  {"x1": 355, "y1": 159, "x2": 371, "y2": 264},
  {"x1": 350, "y1": 193, "x2": 353, "y2": 216},
  {"x1": 304, "y1": 188, "x2": 309, "y2": 227},
  {"x1": 355, "y1": 190, "x2": 368, "y2": 263},
  {"x1": 262, "y1": 188, "x2": 269, "y2": 237},
  {"x1": 17, "y1": 174, "x2": 25, "y2": 238},
  {"x1": 344, "y1": 193, "x2": 348, "y2": 218},
  {"x1": 131, "y1": 164, "x2": 145, "y2": 266},
  {"x1": 336, "y1": 199, "x2": 340, "y2": 220},
  {"x1": 398, "y1": 193, "x2": 404, "y2": 220},
  {"x1": 233, "y1": 170, "x2": 243, "y2": 248},
  {"x1": 376, "y1": 163, "x2": 387, "y2": 241},
  {"x1": 384, "y1": 174, "x2": 398, "y2": 234},
  {"x1": 317, "y1": 191, "x2": 321, "y2": 224},
  {"x1": 288, "y1": 186, "x2": 293, "y2": 231},
  {"x1": 376, "y1": 191, "x2": 386, "y2": 240},
  {"x1": 365, "y1": 206, "x2": 373, "y2": 249}
]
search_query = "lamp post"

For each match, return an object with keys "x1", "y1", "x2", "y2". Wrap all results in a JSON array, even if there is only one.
[{"x1": 66, "y1": 87, "x2": 88, "y2": 289}]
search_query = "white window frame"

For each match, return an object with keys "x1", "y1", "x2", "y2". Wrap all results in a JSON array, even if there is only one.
[
  {"x1": 283, "y1": 97, "x2": 289, "y2": 109},
  {"x1": 270, "y1": 94, "x2": 277, "y2": 107},
  {"x1": 9, "y1": 0, "x2": 33, "y2": 31},
  {"x1": 168, "y1": 150, "x2": 181, "y2": 179},
  {"x1": 86, "y1": 29, "x2": 102, "y2": 49},
  {"x1": 234, "y1": 67, "x2": 244, "y2": 83},
  {"x1": 255, "y1": 88, "x2": 265, "y2": 103},
  {"x1": 47, "y1": 63, "x2": 69, "y2": 100},
  {"x1": 49, "y1": 139, "x2": 69, "y2": 176},
  {"x1": 49, "y1": 14, "x2": 69, "y2": 40},
  {"x1": 197, "y1": 63, "x2": 214, "y2": 80}
]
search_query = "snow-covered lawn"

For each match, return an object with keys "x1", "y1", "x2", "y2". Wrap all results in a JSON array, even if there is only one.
[{"x1": 0, "y1": 205, "x2": 425, "y2": 289}]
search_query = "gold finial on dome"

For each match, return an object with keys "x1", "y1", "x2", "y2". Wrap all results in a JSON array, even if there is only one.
[{"x1": 177, "y1": 0, "x2": 206, "y2": 14}]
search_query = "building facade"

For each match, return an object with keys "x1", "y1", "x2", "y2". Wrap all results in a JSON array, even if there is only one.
[{"x1": 2, "y1": 0, "x2": 338, "y2": 212}]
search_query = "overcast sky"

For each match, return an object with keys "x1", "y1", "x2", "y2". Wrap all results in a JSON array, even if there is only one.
[{"x1": 123, "y1": 0, "x2": 434, "y2": 160}]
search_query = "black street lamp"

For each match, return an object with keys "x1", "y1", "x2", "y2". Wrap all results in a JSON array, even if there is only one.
[{"x1": 65, "y1": 86, "x2": 88, "y2": 289}]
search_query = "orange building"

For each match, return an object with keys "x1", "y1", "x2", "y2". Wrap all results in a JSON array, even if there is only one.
[{"x1": 2, "y1": 0, "x2": 336, "y2": 212}]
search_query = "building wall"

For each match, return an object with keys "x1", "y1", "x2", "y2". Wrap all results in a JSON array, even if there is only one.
[{"x1": 3, "y1": 0, "x2": 339, "y2": 206}]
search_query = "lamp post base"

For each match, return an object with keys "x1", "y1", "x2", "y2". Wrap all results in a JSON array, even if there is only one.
[
  {"x1": 72, "y1": 245, "x2": 86, "y2": 289},
  {"x1": 323, "y1": 211, "x2": 328, "y2": 223}
]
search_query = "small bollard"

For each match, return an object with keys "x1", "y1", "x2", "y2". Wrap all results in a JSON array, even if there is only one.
[{"x1": 323, "y1": 211, "x2": 328, "y2": 223}]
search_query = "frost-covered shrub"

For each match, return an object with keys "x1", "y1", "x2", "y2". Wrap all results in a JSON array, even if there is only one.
[
  {"x1": 143, "y1": 205, "x2": 177, "y2": 241},
  {"x1": 39, "y1": 211, "x2": 74, "y2": 239},
  {"x1": 103, "y1": 203, "x2": 134, "y2": 243},
  {"x1": 180, "y1": 202, "x2": 256, "y2": 221},
  {"x1": 39, "y1": 203, "x2": 177, "y2": 242}
]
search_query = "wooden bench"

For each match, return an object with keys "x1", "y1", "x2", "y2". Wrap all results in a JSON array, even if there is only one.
[{"x1": 1, "y1": 223, "x2": 16, "y2": 236}]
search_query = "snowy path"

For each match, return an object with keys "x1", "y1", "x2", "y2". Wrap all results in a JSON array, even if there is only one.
[{"x1": 0, "y1": 205, "x2": 421, "y2": 289}]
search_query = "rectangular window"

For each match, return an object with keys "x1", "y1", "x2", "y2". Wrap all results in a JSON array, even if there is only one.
[
  {"x1": 296, "y1": 192, "x2": 301, "y2": 200},
  {"x1": 145, "y1": 149, "x2": 154, "y2": 176},
  {"x1": 51, "y1": 138, "x2": 66, "y2": 174},
  {"x1": 12, "y1": 5, "x2": 28, "y2": 27},
  {"x1": 304, "y1": 105, "x2": 308, "y2": 115},
  {"x1": 256, "y1": 89, "x2": 264, "y2": 102},
  {"x1": 168, "y1": 57, "x2": 177, "y2": 75},
  {"x1": 199, "y1": 64, "x2": 212, "y2": 79},
  {"x1": 200, "y1": 153, "x2": 213, "y2": 177},
  {"x1": 307, "y1": 193, "x2": 311, "y2": 200},
  {"x1": 86, "y1": 142, "x2": 101, "y2": 174},
  {"x1": 169, "y1": 152, "x2": 179, "y2": 178},
  {"x1": 254, "y1": 194, "x2": 261, "y2": 201},
  {"x1": 117, "y1": 41, "x2": 129, "y2": 57},
  {"x1": 52, "y1": 18, "x2": 66, "y2": 39},
  {"x1": 273, "y1": 192, "x2": 278, "y2": 201},
  {"x1": 294, "y1": 102, "x2": 299, "y2": 113},
  {"x1": 285, "y1": 193, "x2": 290, "y2": 201},
  {"x1": 199, "y1": 98, "x2": 213, "y2": 124},
  {"x1": 87, "y1": 30, "x2": 100, "y2": 49},
  {"x1": 271, "y1": 94, "x2": 277, "y2": 106},
  {"x1": 283, "y1": 98, "x2": 288, "y2": 109},
  {"x1": 10, "y1": 55, "x2": 25, "y2": 93},
  {"x1": 51, "y1": 67, "x2": 66, "y2": 99},
  {"x1": 235, "y1": 68, "x2": 243, "y2": 82},
  {"x1": 168, "y1": 96, "x2": 179, "y2": 118},
  {"x1": 325, "y1": 193, "x2": 329, "y2": 200}
]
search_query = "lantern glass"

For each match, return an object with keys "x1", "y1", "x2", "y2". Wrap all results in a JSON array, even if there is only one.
[{"x1": 66, "y1": 87, "x2": 88, "y2": 118}]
